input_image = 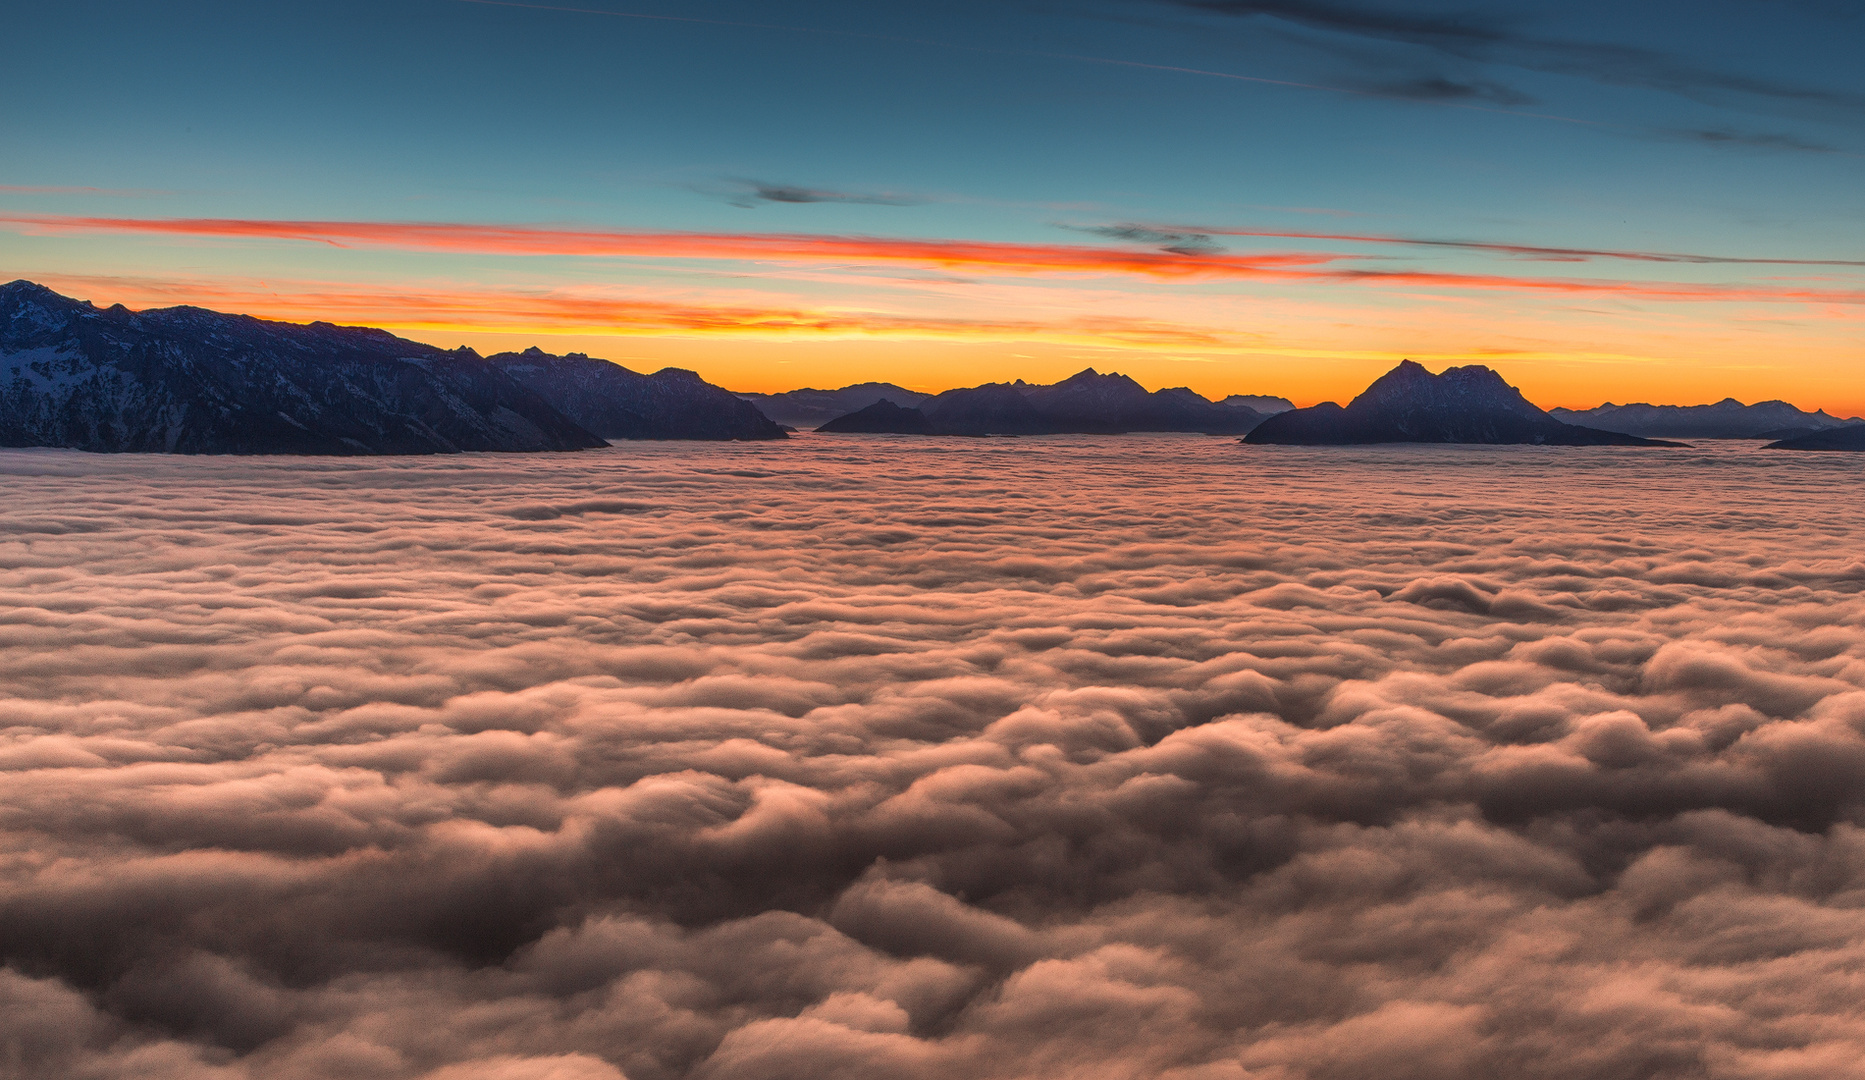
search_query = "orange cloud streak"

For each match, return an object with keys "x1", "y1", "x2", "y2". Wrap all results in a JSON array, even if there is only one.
[
  {"x1": 7, "y1": 215, "x2": 1863, "y2": 308},
  {"x1": 1, "y1": 214, "x2": 1336, "y2": 279},
  {"x1": 28, "y1": 273, "x2": 1228, "y2": 346}
]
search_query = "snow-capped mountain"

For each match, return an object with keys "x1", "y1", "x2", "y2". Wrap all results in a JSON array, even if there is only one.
[{"x1": 0, "y1": 281, "x2": 612, "y2": 455}]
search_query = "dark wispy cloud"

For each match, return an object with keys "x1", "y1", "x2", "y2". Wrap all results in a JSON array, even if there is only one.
[
  {"x1": 1672, "y1": 127, "x2": 1841, "y2": 153},
  {"x1": 1066, "y1": 223, "x2": 1227, "y2": 255},
  {"x1": 1, "y1": 440, "x2": 1865, "y2": 1077},
  {"x1": 1084, "y1": 220, "x2": 1865, "y2": 267},
  {"x1": 1166, "y1": 0, "x2": 1865, "y2": 114},
  {"x1": 1178, "y1": 0, "x2": 1516, "y2": 51},
  {"x1": 1365, "y1": 75, "x2": 1533, "y2": 106},
  {"x1": 711, "y1": 178, "x2": 927, "y2": 209}
]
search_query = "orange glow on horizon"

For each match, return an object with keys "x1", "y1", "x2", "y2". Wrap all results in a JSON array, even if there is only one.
[{"x1": 21, "y1": 271, "x2": 1863, "y2": 417}]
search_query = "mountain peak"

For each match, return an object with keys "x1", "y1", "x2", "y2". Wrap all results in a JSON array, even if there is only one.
[
  {"x1": 1353, "y1": 361, "x2": 1543, "y2": 419},
  {"x1": 1247, "y1": 361, "x2": 1674, "y2": 446},
  {"x1": 1054, "y1": 367, "x2": 1149, "y2": 390},
  {"x1": 2, "y1": 279, "x2": 86, "y2": 311}
]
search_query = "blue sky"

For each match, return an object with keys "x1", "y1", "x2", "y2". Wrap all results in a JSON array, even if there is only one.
[{"x1": 4, "y1": 0, "x2": 1861, "y2": 407}]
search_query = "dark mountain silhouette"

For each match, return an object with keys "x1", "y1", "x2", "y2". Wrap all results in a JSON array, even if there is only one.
[
  {"x1": 924, "y1": 382, "x2": 1053, "y2": 436},
  {"x1": 1220, "y1": 394, "x2": 1296, "y2": 414},
  {"x1": 0, "y1": 281, "x2": 604, "y2": 455},
  {"x1": 487, "y1": 348, "x2": 785, "y2": 441},
  {"x1": 1019, "y1": 369, "x2": 1262, "y2": 434},
  {"x1": 1551, "y1": 398, "x2": 1858, "y2": 439},
  {"x1": 812, "y1": 369, "x2": 1267, "y2": 436},
  {"x1": 1753, "y1": 426, "x2": 1822, "y2": 442},
  {"x1": 1245, "y1": 361, "x2": 1677, "y2": 447},
  {"x1": 1766, "y1": 424, "x2": 1865, "y2": 451},
  {"x1": 738, "y1": 383, "x2": 930, "y2": 429},
  {"x1": 815, "y1": 398, "x2": 934, "y2": 434}
]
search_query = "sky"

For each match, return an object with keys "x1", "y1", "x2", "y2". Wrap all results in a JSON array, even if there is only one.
[{"x1": 2, "y1": 0, "x2": 1861, "y2": 410}]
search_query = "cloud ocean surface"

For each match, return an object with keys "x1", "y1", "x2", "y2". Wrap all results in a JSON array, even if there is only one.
[{"x1": 3, "y1": 437, "x2": 1864, "y2": 1080}]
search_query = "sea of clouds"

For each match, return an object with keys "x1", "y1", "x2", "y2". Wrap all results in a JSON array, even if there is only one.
[{"x1": 2, "y1": 435, "x2": 1863, "y2": 1080}]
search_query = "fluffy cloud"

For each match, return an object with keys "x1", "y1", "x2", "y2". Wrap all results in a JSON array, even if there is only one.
[{"x1": 2, "y1": 438, "x2": 1863, "y2": 1079}]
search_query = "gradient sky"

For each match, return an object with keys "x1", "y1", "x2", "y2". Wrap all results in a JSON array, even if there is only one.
[{"x1": 3, "y1": 0, "x2": 1861, "y2": 410}]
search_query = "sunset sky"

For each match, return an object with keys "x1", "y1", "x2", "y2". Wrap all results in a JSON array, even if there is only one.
[{"x1": 4, "y1": 0, "x2": 1861, "y2": 411}]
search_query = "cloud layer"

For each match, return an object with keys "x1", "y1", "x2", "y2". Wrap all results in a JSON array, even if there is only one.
[{"x1": 2, "y1": 438, "x2": 1865, "y2": 1079}]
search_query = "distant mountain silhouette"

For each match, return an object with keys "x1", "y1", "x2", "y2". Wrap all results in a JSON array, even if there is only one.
[
  {"x1": 1551, "y1": 399, "x2": 1858, "y2": 439},
  {"x1": 1019, "y1": 370, "x2": 1261, "y2": 434},
  {"x1": 1765, "y1": 424, "x2": 1865, "y2": 451},
  {"x1": 1753, "y1": 426, "x2": 1823, "y2": 442},
  {"x1": 738, "y1": 383, "x2": 930, "y2": 429},
  {"x1": 488, "y1": 348, "x2": 785, "y2": 441},
  {"x1": 923, "y1": 382, "x2": 1053, "y2": 436},
  {"x1": 1219, "y1": 394, "x2": 1295, "y2": 414},
  {"x1": 1245, "y1": 361, "x2": 1677, "y2": 446},
  {"x1": 0, "y1": 281, "x2": 604, "y2": 455},
  {"x1": 813, "y1": 369, "x2": 1267, "y2": 436},
  {"x1": 815, "y1": 398, "x2": 934, "y2": 434}
]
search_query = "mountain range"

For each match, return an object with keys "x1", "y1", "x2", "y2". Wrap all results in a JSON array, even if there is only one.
[
  {"x1": 737, "y1": 383, "x2": 931, "y2": 430},
  {"x1": 1550, "y1": 399, "x2": 1860, "y2": 440},
  {"x1": 489, "y1": 348, "x2": 784, "y2": 441},
  {"x1": 814, "y1": 369, "x2": 1270, "y2": 436},
  {"x1": 750, "y1": 382, "x2": 1296, "y2": 434},
  {"x1": 0, "y1": 282, "x2": 788, "y2": 454},
  {"x1": 1245, "y1": 361, "x2": 1677, "y2": 447},
  {"x1": 0, "y1": 281, "x2": 605, "y2": 455},
  {"x1": 7, "y1": 282, "x2": 1858, "y2": 455}
]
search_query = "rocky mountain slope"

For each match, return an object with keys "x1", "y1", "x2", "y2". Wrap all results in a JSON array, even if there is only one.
[
  {"x1": 0, "y1": 281, "x2": 605, "y2": 455},
  {"x1": 488, "y1": 348, "x2": 785, "y2": 441},
  {"x1": 1245, "y1": 361, "x2": 1676, "y2": 447}
]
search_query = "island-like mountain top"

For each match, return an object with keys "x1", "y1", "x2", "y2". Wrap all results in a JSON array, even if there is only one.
[
  {"x1": 1244, "y1": 361, "x2": 1678, "y2": 447},
  {"x1": 815, "y1": 398, "x2": 935, "y2": 434},
  {"x1": 1766, "y1": 425, "x2": 1865, "y2": 452}
]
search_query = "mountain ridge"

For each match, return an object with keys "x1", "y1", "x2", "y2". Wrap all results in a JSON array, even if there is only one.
[
  {"x1": 809, "y1": 368, "x2": 1267, "y2": 436},
  {"x1": 1551, "y1": 398, "x2": 1858, "y2": 439},
  {"x1": 737, "y1": 383, "x2": 931, "y2": 429},
  {"x1": 1246, "y1": 361, "x2": 1678, "y2": 447},
  {"x1": 488, "y1": 347, "x2": 785, "y2": 441},
  {"x1": 0, "y1": 280, "x2": 605, "y2": 455}
]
